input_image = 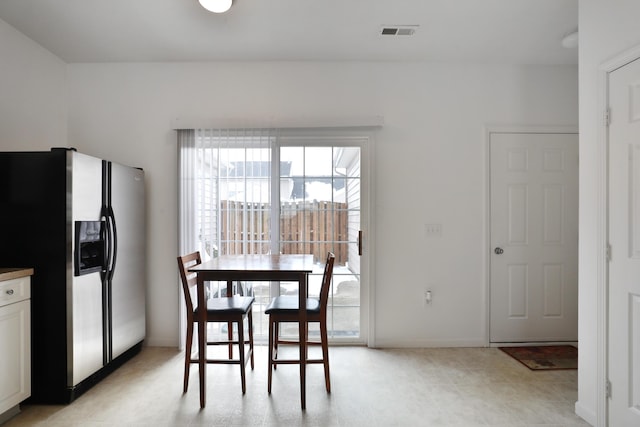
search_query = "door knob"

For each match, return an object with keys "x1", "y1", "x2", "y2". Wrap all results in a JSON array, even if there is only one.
[{"x1": 494, "y1": 247, "x2": 504, "y2": 255}]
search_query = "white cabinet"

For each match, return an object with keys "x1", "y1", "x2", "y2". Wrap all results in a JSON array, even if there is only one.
[{"x1": 0, "y1": 271, "x2": 32, "y2": 422}]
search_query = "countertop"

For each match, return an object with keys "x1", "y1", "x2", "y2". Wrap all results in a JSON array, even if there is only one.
[{"x1": 0, "y1": 268, "x2": 34, "y2": 281}]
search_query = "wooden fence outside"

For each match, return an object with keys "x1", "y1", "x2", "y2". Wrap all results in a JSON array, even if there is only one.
[{"x1": 220, "y1": 200, "x2": 348, "y2": 264}]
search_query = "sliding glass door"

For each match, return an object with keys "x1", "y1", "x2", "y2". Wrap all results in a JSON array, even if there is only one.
[
  {"x1": 275, "y1": 140, "x2": 363, "y2": 340},
  {"x1": 181, "y1": 129, "x2": 370, "y2": 343}
]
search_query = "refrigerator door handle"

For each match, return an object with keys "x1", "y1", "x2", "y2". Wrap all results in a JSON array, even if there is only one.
[
  {"x1": 101, "y1": 206, "x2": 117, "y2": 281},
  {"x1": 105, "y1": 206, "x2": 118, "y2": 280},
  {"x1": 101, "y1": 207, "x2": 111, "y2": 280},
  {"x1": 108, "y1": 206, "x2": 118, "y2": 279}
]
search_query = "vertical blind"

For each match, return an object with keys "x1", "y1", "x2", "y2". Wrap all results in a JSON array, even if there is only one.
[
  {"x1": 178, "y1": 128, "x2": 277, "y2": 261},
  {"x1": 177, "y1": 128, "x2": 277, "y2": 348}
]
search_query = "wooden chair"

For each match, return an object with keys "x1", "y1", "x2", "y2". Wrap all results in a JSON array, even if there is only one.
[
  {"x1": 177, "y1": 251, "x2": 255, "y2": 394},
  {"x1": 265, "y1": 252, "x2": 335, "y2": 396}
]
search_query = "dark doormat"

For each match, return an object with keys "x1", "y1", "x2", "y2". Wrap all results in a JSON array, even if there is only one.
[{"x1": 499, "y1": 345, "x2": 578, "y2": 370}]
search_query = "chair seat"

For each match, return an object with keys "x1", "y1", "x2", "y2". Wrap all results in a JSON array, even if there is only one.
[
  {"x1": 264, "y1": 295, "x2": 320, "y2": 314},
  {"x1": 195, "y1": 295, "x2": 255, "y2": 314}
]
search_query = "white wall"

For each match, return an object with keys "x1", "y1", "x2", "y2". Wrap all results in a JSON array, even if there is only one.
[
  {"x1": 577, "y1": 1, "x2": 640, "y2": 425},
  {"x1": 0, "y1": 19, "x2": 67, "y2": 148},
  {"x1": 0, "y1": 12, "x2": 579, "y2": 358},
  {"x1": 66, "y1": 62, "x2": 578, "y2": 348}
]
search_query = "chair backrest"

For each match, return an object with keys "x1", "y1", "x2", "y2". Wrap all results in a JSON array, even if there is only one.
[
  {"x1": 318, "y1": 252, "x2": 335, "y2": 313},
  {"x1": 177, "y1": 251, "x2": 202, "y2": 317}
]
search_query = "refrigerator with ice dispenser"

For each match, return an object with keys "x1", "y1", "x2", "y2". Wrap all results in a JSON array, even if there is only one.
[{"x1": 0, "y1": 147, "x2": 146, "y2": 403}]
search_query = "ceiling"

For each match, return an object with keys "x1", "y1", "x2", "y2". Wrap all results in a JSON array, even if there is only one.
[{"x1": 0, "y1": 0, "x2": 578, "y2": 64}]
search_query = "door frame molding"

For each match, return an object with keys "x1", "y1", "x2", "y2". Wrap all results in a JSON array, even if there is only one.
[
  {"x1": 484, "y1": 125, "x2": 578, "y2": 347},
  {"x1": 596, "y1": 44, "x2": 640, "y2": 427}
]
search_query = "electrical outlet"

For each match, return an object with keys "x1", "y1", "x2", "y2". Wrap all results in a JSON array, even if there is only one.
[{"x1": 424, "y1": 289, "x2": 432, "y2": 305}]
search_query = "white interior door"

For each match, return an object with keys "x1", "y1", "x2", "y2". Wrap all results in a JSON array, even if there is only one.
[
  {"x1": 608, "y1": 57, "x2": 640, "y2": 427},
  {"x1": 490, "y1": 132, "x2": 578, "y2": 343}
]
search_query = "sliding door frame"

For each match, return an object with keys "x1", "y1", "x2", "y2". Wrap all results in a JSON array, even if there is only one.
[{"x1": 274, "y1": 129, "x2": 374, "y2": 345}]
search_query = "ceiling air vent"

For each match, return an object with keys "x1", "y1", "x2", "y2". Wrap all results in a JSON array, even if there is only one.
[{"x1": 380, "y1": 25, "x2": 418, "y2": 36}]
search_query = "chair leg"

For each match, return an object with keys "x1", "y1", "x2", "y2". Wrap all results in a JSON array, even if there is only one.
[
  {"x1": 183, "y1": 322, "x2": 193, "y2": 393},
  {"x1": 238, "y1": 317, "x2": 246, "y2": 394},
  {"x1": 305, "y1": 322, "x2": 310, "y2": 360},
  {"x1": 320, "y1": 319, "x2": 331, "y2": 393},
  {"x1": 273, "y1": 321, "x2": 279, "y2": 370},
  {"x1": 227, "y1": 281, "x2": 234, "y2": 359},
  {"x1": 248, "y1": 309, "x2": 254, "y2": 370},
  {"x1": 228, "y1": 320, "x2": 234, "y2": 359},
  {"x1": 267, "y1": 316, "x2": 274, "y2": 394}
]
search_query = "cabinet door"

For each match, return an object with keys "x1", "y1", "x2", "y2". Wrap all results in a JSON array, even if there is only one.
[{"x1": 0, "y1": 299, "x2": 31, "y2": 413}]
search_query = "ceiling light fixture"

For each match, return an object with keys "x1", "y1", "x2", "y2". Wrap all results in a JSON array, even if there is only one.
[{"x1": 199, "y1": 0, "x2": 232, "y2": 13}]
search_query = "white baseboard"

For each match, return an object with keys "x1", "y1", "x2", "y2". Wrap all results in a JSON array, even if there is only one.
[
  {"x1": 575, "y1": 401, "x2": 596, "y2": 426},
  {"x1": 144, "y1": 337, "x2": 179, "y2": 347},
  {"x1": 372, "y1": 338, "x2": 486, "y2": 348},
  {"x1": 0, "y1": 405, "x2": 21, "y2": 425}
]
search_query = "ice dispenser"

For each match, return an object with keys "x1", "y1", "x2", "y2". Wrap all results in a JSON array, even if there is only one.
[{"x1": 74, "y1": 220, "x2": 105, "y2": 276}]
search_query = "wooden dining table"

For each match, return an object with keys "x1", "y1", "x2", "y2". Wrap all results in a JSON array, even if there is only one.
[{"x1": 188, "y1": 253, "x2": 315, "y2": 409}]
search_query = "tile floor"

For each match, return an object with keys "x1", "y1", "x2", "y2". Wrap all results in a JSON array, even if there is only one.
[{"x1": 4, "y1": 345, "x2": 590, "y2": 426}]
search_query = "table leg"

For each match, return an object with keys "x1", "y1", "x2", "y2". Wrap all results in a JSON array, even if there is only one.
[
  {"x1": 197, "y1": 275, "x2": 206, "y2": 408},
  {"x1": 299, "y1": 272, "x2": 307, "y2": 410}
]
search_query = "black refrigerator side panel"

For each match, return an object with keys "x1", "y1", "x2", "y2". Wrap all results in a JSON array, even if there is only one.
[{"x1": 0, "y1": 151, "x2": 69, "y2": 403}]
